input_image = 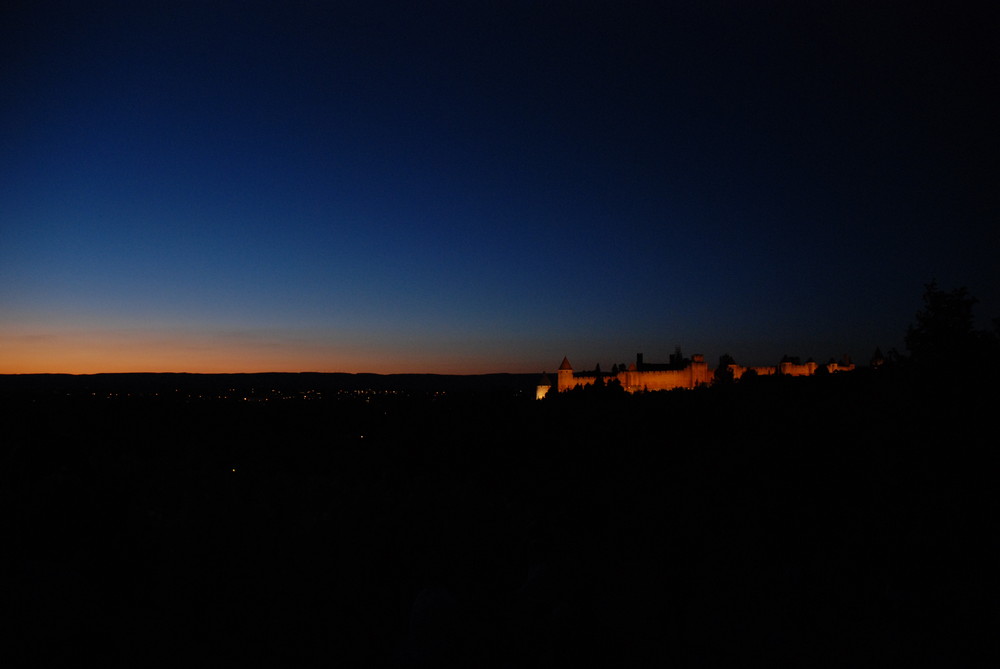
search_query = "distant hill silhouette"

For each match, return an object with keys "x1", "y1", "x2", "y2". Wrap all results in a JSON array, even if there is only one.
[{"x1": 0, "y1": 371, "x2": 539, "y2": 397}]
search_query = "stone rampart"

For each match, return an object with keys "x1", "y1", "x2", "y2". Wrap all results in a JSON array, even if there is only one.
[{"x1": 546, "y1": 353, "x2": 854, "y2": 398}]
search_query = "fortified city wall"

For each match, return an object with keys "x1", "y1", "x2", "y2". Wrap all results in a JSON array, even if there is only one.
[{"x1": 539, "y1": 352, "x2": 855, "y2": 397}]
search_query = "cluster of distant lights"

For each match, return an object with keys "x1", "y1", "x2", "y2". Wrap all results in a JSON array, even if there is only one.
[{"x1": 72, "y1": 388, "x2": 442, "y2": 401}]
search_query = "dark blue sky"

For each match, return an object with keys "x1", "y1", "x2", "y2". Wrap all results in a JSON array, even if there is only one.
[{"x1": 2, "y1": 2, "x2": 997, "y2": 373}]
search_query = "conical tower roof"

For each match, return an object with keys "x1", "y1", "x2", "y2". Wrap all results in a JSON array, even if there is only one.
[{"x1": 558, "y1": 357, "x2": 572, "y2": 370}]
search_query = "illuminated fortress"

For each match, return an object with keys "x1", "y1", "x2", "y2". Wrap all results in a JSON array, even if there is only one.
[{"x1": 537, "y1": 350, "x2": 855, "y2": 398}]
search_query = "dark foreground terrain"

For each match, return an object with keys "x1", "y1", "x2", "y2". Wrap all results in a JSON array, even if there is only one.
[{"x1": 3, "y1": 370, "x2": 995, "y2": 666}]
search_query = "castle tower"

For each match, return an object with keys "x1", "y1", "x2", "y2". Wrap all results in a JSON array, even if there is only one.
[
  {"x1": 557, "y1": 357, "x2": 573, "y2": 393},
  {"x1": 536, "y1": 373, "x2": 552, "y2": 400},
  {"x1": 689, "y1": 353, "x2": 711, "y2": 386}
]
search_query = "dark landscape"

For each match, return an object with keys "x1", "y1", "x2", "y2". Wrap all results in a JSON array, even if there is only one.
[
  {"x1": 5, "y1": 288, "x2": 998, "y2": 666},
  {"x1": 3, "y1": 4, "x2": 997, "y2": 666}
]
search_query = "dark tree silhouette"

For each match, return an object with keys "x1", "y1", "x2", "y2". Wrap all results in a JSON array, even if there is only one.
[
  {"x1": 714, "y1": 354, "x2": 736, "y2": 384},
  {"x1": 903, "y1": 281, "x2": 1000, "y2": 381},
  {"x1": 905, "y1": 282, "x2": 978, "y2": 367}
]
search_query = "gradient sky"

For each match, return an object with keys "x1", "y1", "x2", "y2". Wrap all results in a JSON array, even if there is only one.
[{"x1": 2, "y1": 2, "x2": 997, "y2": 373}]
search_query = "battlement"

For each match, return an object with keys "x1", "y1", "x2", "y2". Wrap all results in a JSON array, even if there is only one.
[
  {"x1": 553, "y1": 352, "x2": 712, "y2": 394},
  {"x1": 541, "y1": 351, "x2": 855, "y2": 397}
]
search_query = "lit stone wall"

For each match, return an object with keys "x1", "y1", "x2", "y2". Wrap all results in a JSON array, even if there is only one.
[
  {"x1": 825, "y1": 362, "x2": 856, "y2": 374},
  {"x1": 557, "y1": 360, "x2": 712, "y2": 393},
  {"x1": 779, "y1": 361, "x2": 819, "y2": 376},
  {"x1": 557, "y1": 368, "x2": 575, "y2": 393},
  {"x1": 622, "y1": 362, "x2": 712, "y2": 391},
  {"x1": 728, "y1": 365, "x2": 778, "y2": 380},
  {"x1": 546, "y1": 355, "x2": 850, "y2": 397}
]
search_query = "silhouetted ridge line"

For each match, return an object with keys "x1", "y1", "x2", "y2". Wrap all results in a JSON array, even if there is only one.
[{"x1": 0, "y1": 372, "x2": 538, "y2": 395}]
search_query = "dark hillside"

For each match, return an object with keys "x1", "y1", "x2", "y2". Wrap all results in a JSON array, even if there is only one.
[{"x1": 4, "y1": 370, "x2": 995, "y2": 665}]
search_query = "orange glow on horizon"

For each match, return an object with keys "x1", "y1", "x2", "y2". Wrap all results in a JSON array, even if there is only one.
[{"x1": 0, "y1": 327, "x2": 542, "y2": 375}]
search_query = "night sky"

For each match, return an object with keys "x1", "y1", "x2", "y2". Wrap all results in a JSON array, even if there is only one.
[{"x1": 3, "y1": 2, "x2": 997, "y2": 374}]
